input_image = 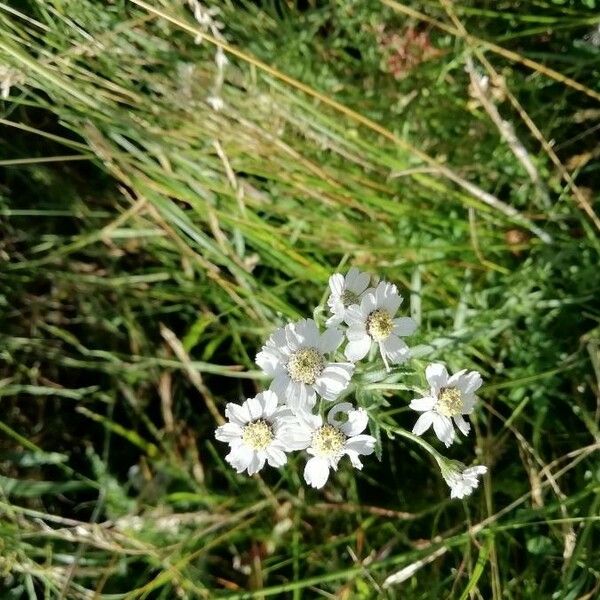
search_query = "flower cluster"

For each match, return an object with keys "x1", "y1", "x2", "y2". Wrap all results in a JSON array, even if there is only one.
[{"x1": 215, "y1": 267, "x2": 487, "y2": 497}]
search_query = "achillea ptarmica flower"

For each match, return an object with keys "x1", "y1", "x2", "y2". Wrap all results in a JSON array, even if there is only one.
[
  {"x1": 438, "y1": 460, "x2": 487, "y2": 499},
  {"x1": 410, "y1": 363, "x2": 482, "y2": 447},
  {"x1": 215, "y1": 391, "x2": 297, "y2": 475},
  {"x1": 326, "y1": 267, "x2": 372, "y2": 326},
  {"x1": 256, "y1": 319, "x2": 354, "y2": 412},
  {"x1": 343, "y1": 281, "x2": 416, "y2": 369},
  {"x1": 292, "y1": 402, "x2": 376, "y2": 489}
]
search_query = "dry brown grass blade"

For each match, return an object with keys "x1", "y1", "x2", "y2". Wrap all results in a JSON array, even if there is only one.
[
  {"x1": 129, "y1": 0, "x2": 552, "y2": 243},
  {"x1": 160, "y1": 324, "x2": 225, "y2": 425},
  {"x1": 438, "y1": 0, "x2": 600, "y2": 234},
  {"x1": 381, "y1": 0, "x2": 600, "y2": 104}
]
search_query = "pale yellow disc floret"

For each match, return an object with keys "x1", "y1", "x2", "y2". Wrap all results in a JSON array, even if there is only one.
[
  {"x1": 242, "y1": 420, "x2": 273, "y2": 450},
  {"x1": 287, "y1": 347, "x2": 326, "y2": 385},
  {"x1": 366, "y1": 309, "x2": 394, "y2": 341},
  {"x1": 437, "y1": 387, "x2": 464, "y2": 417},
  {"x1": 311, "y1": 424, "x2": 346, "y2": 457}
]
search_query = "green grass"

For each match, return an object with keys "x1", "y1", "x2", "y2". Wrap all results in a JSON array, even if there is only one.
[{"x1": 1, "y1": 0, "x2": 599, "y2": 598}]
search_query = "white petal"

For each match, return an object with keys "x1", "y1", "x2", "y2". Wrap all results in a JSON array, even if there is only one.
[
  {"x1": 325, "y1": 311, "x2": 344, "y2": 327},
  {"x1": 453, "y1": 414, "x2": 471, "y2": 436},
  {"x1": 345, "y1": 336, "x2": 371, "y2": 361},
  {"x1": 225, "y1": 402, "x2": 250, "y2": 426},
  {"x1": 266, "y1": 446, "x2": 287, "y2": 468},
  {"x1": 286, "y1": 381, "x2": 316, "y2": 412},
  {"x1": 412, "y1": 411, "x2": 434, "y2": 436},
  {"x1": 432, "y1": 413, "x2": 455, "y2": 447},
  {"x1": 277, "y1": 423, "x2": 312, "y2": 451},
  {"x1": 393, "y1": 317, "x2": 417, "y2": 337},
  {"x1": 319, "y1": 326, "x2": 343, "y2": 353},
  {"x1": 225, "y1": 445, "x2": 253, "y2": 473},
  {"x1": 245, "y1": 396, "x2": 264, "y2": 421},
  {"x1": 258, "y1": 390, "x2": 278, "y2": 417},
  {"x1": 326, "y1": 402, "x2": 353, "y2": 426},
  {"x1": 314, "y1": 363, "x2": 354, "y2": 401},
  {"x1": 341, "y1": 408, "x2": 369, "y2": 437},
  {"x1": 329, "y1": 273, "x2": 344, "y2": 295},
  {"x1": 296, "y1": 318, "x2": 320, "y2": 347},
  {"x1": 304, "y1": 456, "x2": 330, "y2": 489},
  {"x1": 346, "y1": 325, "x2": 368, "y2": 342},
  {"x1": 246, "y1": 451, "x2": 266, "y2": 475},
  {"x1": 360, "y1": 290, "x2": 377, "y2": 314},
  {"x1": 345, "y1": 449, "x2": 363, "y2": 469},
  {"x1": 377, "y1": 282, "x2": 402, "y2": 314},
  {"x1": 285, "y1": 323, "x2": 303, "y2": 351},
  {"x1": 461, "y1": 394, "x2": 477, "y2": 414},
  {"x1": 343, "y1": 305, "x2": 365, "y2": 327},
  {"x1": 344, "y1": 434, "x2": 376, "y2": 456},
  {"x1": 344, "y1": 267, "x2": 360, "y2": 287},
  {"x1": 380, "y1": 334, "x2": 410, "y2": 365},
  {"x1": 425, "y1": 363, "x2": 449, "y2": 394},
  {"x1": 270, "y1": 372, "x2": 290, "y2": 401},
  {"x1": 447, "y1": 369, "x2": 467, "y2": 388},
  {"x1": 348, "y1": 270, "x2": 371, "y2": 295},
  {"x1": 409, "y1": 396, "x2": 437, "y2": 412},
  {"x1": 456, "y1": 370, "x2": 483, "y2": 395},
  {"x1": 215, "y1": 422, "x2": 243, "y2": 442},
  {"x1": 255, "y1": 347, "x2": 283, "y2": 376}
]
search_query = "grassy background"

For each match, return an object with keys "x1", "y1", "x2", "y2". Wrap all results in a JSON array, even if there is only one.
[{"x1": 1, "y1": 0, "x2": 599, "y2": 598}]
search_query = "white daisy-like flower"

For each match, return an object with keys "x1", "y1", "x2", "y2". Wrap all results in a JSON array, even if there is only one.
[
  {"x1": 255, "y1": 319, "x2": 354, "y2": 412},
  {"x1": 215, "y1": 391, "x2": 297, "y2": 475},
  {"x1": 344, "y1": 281, "x2": 417, "y2": 370},
  {"x1": 439, "y1": 460, "x2": 488, "y2": 499},
  {"x1": 326, "y1": 267, "x2": 372, "y2": 326},
  {"x1": 410, "y1": 363, "x2": 483, "y2": 447},
  {"x1": 289, "y1": 402, "x2": 376, "y2": 489}
]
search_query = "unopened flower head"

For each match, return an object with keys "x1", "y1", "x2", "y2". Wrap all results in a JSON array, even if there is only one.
[
  {"x1": 215, "y1": 391, "x2": 298, "y2": 475},
  {"x1": 326, "y1": 267, "x2": 372, "y2": 326},
  {"x1": 343, "y1": 281, "x2": 416, "y2": 370},
  {"x1": 438, "y1": 459, "x2": 487, "y2": 499},
  {"x1": 256, "y1": 319, "x2": 354, "y2": 412},
  {"x1": 289, "y1": 402, "x2": 376, "y2": 489},
  {"x1": 410, "y1": 363, "x2": 482, "y2": 447}
]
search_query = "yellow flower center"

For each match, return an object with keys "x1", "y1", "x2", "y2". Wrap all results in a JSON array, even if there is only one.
[
  {"x1": 311, "y1": 424, "x2": 346, "y2": 456},
  {"x1": 366, "y1": 309, "x2": 394, "y2": 341},
  {"x1": 287, "y1": 347, "x2": 325, "y2": 385},
  {"x1": 437, "y1": 387, "x2": 463, "y2": 417},
  {"x1": 241, "y1": 420, "x2": 273, "y2": 450}
]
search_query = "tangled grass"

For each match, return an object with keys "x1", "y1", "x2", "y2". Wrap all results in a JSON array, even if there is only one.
[{"x1": 0, "y1": 1, "x2": 599, "y2": 598}]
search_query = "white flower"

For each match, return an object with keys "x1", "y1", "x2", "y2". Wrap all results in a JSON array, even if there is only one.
[
  {"x1": 290, "y1": 402, "x2": 376, "y2": 489},
  {"x1": 215, "y1": 391, "x2": 297, "y2": 475},
  {"x1": 326, "y1": 267, "x2": 372, "y2": 326},
  {"x1": 344, "y1": 281, "x2": 417, "y2": 369},
  {"x1": 410, "y1": 363, "x2": 483, "y2": 447},
  {"x1": 439, "y1": 460, "x2": 487, "y2": 499},
  {"x1": 256, "y1": 319, "x2": 354, "y2": 412}
]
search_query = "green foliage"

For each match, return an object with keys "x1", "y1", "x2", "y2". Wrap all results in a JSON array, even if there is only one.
[{"x1": 0, "y1": 0, "x2": 599, "y2": 598}]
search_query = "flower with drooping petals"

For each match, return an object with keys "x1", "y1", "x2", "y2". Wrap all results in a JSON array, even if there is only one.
[
  {"x1": 410, "y1": 363, "x2": 482, "y2": 447},
  {"x1": 344, "y1": 281, "x2": 416, "y2": 370},
  {"x1": 439, "y1": 460, "x2": 487, "y2": 499},
  {"x1": 326, "y1": 267, "x2": 372, "y2": 326},
  {"x1": 256, "y1": 319, "x2": 354, "y2": 412}
]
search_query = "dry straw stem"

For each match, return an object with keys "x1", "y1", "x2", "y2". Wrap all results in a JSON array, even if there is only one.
[
  {"x1": 129, "y1": 0, "x2": 552, "y2": 244},
  {"x1": 437, "y1": 0, "x2": 600, "y2": 234},
  {"x1": 381, "y1": 0, "x2": 600, "y2": 104},
  {"x1": 159, "y1": 324, "x2": 225, "y2": 425}
]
